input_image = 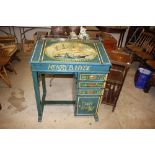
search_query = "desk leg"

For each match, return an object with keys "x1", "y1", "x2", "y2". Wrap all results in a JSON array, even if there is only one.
[
  {"x1": 41, "y1": 74, "x2": 46, "y2": 103},
  {"x1": 94, "y1": 113, "x2": 99, "y2": 122},
  {"x1": 32, "y1": 71, "x2": 43, "y2": 122}
]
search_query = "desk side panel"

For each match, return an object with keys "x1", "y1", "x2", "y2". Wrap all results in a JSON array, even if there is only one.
[{"x1": 30, "y1": 40, "x2": 44, "y2": 63}]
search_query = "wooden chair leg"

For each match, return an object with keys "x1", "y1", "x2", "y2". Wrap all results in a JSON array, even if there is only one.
[
  {"x1": 0, "y1": 66, "x2": 11, "y2": 88},
  {"x1": 112, "y1": 105, "x2": 116, "y2": 112},
  {"x1": 8, "y1": 61, "x2": 17, "y2": 74},
  {"x1": 144, "y1": 80, "x2": 152, "y2": 93}
]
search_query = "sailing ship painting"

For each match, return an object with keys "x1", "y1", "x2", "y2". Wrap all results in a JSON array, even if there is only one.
[{"x1": 44, "y1": 41, "x2": 98, "y2": 62}]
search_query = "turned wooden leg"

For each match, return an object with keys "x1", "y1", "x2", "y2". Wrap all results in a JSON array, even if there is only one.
[
  {"x1": 144, "y1": 81, "x2": 152, "y2": 93},
  {"x1": 0, "y1": 66, "x2": 11, "y2": 88}
]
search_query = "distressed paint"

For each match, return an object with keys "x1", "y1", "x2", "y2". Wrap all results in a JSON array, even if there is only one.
[{"x1": 30, "y1": 38, "x2": 111, "y2": 121}]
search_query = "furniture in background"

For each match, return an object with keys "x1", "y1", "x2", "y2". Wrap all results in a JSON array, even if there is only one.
[
  {"x1": 0, "y1": 35, "x2": 20, "y2": 62},
  {"x1": 97, "y1": 26, "x2": 127, "y2": 48},
  {"x1": 126, "y1": 30, "x2": 155, "y2": 63},
  {"x1": 144, "y1": 72, "x2": 155, "y2": 93},
  {"x1": 33, "y1": 31, "x2": 48, "y2": 43},
  {"x1": 143, "y1": 60, "x2": 155, "y2": 93},
  {"x1": 0, "y1": 56, "x2": 13, "y2": 88},
  {"x1": 50, "y1": 26, "x2": 67, "y2": 36},
  {"x1": 50, "y1": 26, "x2": 81, "y2": 38},
  {"x1": 0, "y1": 35, "x2": 18, "y2": 76},
  {"x1": 0, "y1": 46, "x2": 17, "y2": 87},
  {"x1": 134, "y1": 40, "x2": 155, "y2": 62},
  {"x1": 85, "y1": 30, "x2": 118, "y2": 52},
  {"x1": 19, "y1": 27, "x2": 50, "y2": 52},
  {"x1": 86, "y1": 29, "x2": 101, "y2": 39},
  {"x1": 102, "y1": 50, "x2": 132, "y2": 111},
  {"x1": 99, "y1": 32, "x2": 117, "y2": 52},
  {"x1": 19, "y1": 27, "x2": 35, "y2": 52},
  {"x1": 0, "y1": 31, "x2": 18, "y2": 87}
]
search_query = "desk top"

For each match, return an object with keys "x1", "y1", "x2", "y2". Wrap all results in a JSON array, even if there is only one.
[
  {"x1": 146, "y1": 60, "x2": 155, "y2": 70},
  {"x1": 30, "y1": 38, "x2": 111, "y2": 73},
  {"x1": 96, "y1": 26, "x2": 128, "y2": 33}
]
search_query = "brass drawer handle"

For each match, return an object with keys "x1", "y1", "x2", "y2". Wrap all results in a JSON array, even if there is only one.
[
  {"x1": 89, "y1": 75, "x2": 96, "y2": 80},
  {"x1": 87, "y1": 90, "x2": 94, "y2": 94},
  {"x1": 87, "y1": 83, "x2": 96, "y2": 87}
]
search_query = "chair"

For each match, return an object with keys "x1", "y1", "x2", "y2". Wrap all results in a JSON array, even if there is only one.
[
  {"x1": 134, "y1": 40, "x2": 155, "y2": 63},
  {"x1": 0, "y1": 44, "x2": 17, "y2": 57},
  {"x1": 33, "y1": 31, "x2": 48, "y2": 43},
  {"x1": 102, "y1": 50, "x2": 132, "y2": 111},
  {"x1": 86, "y1": 29, "x2": 101, "y2": 39},
  {"x1": 0, "y1": 56, "x2": 12, "y2": 87},
  {"x1": 0, "y1": 35, "x2": 16, "y2": 45},
  {"x1": 19, "y1": 27, "x2": 35, "y2": 53},
  {"x1": 97, "y1": 26, "x2": 127, "y2": 48},
  {"x1": 99, "y1": 32, "x2": 118, "y2": 52},
  {"x1": 126, "y1": 30, "x2": 154, "y2": 61},
  {"x1": 0, "y1": 34, "x2": 20, "y2": 62},
  {"x1": 126, "y1": 30, "x2": 154, "y2": 50},
  {"x1": 0, "y1": 44, "x2": 18, "y2": 72}
]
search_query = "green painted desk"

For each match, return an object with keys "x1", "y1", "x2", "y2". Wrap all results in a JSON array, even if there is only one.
[{"x1": 30, "y1": 38, "x2": 111, "y2": 121}]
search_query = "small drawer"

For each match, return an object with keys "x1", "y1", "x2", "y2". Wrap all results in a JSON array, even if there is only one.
[
  {"x1": 79, "y1": 82, "x2": 105, "y2": 88},
  {"x1": 78, "y1": 88, "x2": 104, "y2": 95},
  {"x1": 80, "y1": 74, "x2": 106, "y2": 81},
  {"x1": 75, "y1": 96, "x2": 101, "y2": 115}
]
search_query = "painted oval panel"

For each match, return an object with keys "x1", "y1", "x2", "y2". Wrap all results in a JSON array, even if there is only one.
[{"x1": 44, "y1": 41, "x2": 98, "y2": 62}]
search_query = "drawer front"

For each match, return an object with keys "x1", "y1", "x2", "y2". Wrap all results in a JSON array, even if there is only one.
[
  {"x1": 78, "y1": 88, "x2": 104, "y2": 95},
  {"x1": 75, "y1": 96, "x2": 101, "y2": 115},
  {"x1": 79, "y1": 74, "x2": 106, "y2": 81},
  {"x1": 79, "y1": 82, "x2": 105, "y2": 88}
]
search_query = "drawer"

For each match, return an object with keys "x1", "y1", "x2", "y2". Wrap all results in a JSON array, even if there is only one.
[
  {"x1": 79, "y1": 74, "x2": 106, "y2": 81},
  {"x1": 78, "y1": 88, "x2": 104, "y2": 95},
  {"x1": 75, "y1": 96, "x2": 101, "y2": 115},
  {"x1": 78, "y1": 81, "x2": 105, "y2": 88}
]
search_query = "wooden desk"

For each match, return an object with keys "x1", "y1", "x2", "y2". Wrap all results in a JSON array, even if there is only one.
[
  {"x1": 97, "y1": 26, "x2": 128, "y2": 48},
  {"x1": 30, "y1": 38, "x2": 111, "y2": 121}
]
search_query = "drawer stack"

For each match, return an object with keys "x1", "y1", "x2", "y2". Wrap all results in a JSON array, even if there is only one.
[{"x1": 75, "y1": 73, "x2": 107, "y2": 117}]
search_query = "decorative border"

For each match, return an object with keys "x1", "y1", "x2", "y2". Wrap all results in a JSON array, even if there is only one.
[
  {"x1": 76, "y1": 96, "x2": 100, "y2": 115},
  {"x1": 80, "y1": 73, "x2": 106, "y2": 81},
  {"x1": 40, "y1": 40, "x2": 103, "y2": 64},
  {"x1": 78, "y1": 82, "x2": 104, "y2": 88}
]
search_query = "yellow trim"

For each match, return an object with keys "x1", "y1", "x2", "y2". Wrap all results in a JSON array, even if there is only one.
[
  {"x1": 80, "y1": 73, "x2": 106, "y2": 81},
  {"x1": 96, "y1": 74, "x2": 108, "y2": 114},
  {"x1": 38, "y1": 40, "x2": 45, "y2": 61},
  {"x1": 41, "y1": 40, "x2": 47, "y2": 61}
]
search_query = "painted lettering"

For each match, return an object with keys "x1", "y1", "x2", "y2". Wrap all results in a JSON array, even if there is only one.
[{"x1": 48, "y1": 64, "x2": 90, "y2": 71}]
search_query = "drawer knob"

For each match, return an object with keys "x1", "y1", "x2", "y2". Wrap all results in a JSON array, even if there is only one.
[{"x1": 89, "y1": 75, "x2": 96, "y2": 79}]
